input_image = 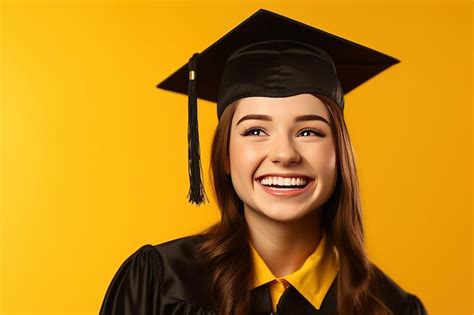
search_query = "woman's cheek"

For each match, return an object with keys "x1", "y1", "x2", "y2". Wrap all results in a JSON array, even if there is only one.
[
  {"x1": 308, "y1": 143, "x2": 337, "y2": 178},
  {"x1": 231, "y1": 144, "x2": 258, "y2": 176}
]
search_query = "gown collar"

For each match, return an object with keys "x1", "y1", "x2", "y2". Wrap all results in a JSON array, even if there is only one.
[{"x1": 249, "y1": 230, "x2": 340, "y2": 310}]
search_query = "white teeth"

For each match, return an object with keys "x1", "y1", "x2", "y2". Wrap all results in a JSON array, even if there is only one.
[{"x1": 259, "y1": 176, "x2": 309, "y2": 187}]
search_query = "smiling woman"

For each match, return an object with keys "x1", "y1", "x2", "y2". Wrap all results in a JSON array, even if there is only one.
[{"x1": 99, "y1": 8, "x2": 427, "y2": 315}]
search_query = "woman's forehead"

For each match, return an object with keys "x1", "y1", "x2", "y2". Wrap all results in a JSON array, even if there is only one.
[{"x1": 233, "y1": 94, "x2": 330, "y2": 121}]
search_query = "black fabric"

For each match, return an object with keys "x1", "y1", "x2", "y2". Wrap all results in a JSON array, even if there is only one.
[
  {"x1": 156, "y1": 9, "x2": 399, "y2": 110},
  {"x1": 99, "y1": 235, "x2": 428, "y2": 315},
  {"x1": 216, "y1": 40, "x2": 345, "y2": 118}
]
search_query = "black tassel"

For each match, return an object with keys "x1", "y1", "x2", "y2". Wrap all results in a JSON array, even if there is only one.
[{"x1": 187, "y1": 53, "x2": 208, "y2": 205}]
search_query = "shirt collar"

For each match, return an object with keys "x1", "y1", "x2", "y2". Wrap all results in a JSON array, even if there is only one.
[{"x1": 249, "y1": 231, "x2": 340, "y2": 310}]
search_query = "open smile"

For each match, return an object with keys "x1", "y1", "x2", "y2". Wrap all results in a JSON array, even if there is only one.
[{"x1": 255, "y1": 177, "x2": 315, "y2": 197}]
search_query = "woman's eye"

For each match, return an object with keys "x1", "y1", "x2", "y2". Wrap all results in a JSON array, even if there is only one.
[
  {"x1": 298, "y1": 129, "x2": 325, "y2": 137},
  {"x1": 242, "y1": 128, "x2": 267, "y2": 137}
]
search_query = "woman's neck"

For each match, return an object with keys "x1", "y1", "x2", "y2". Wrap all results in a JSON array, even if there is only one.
[{"x1": 244, "y1": 207, "x2": 322, "y2": 278}]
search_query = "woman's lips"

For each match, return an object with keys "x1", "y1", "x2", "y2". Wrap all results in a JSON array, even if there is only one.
[{"x1": 256, "y1": 179, "x2": 314, "y2": 197}]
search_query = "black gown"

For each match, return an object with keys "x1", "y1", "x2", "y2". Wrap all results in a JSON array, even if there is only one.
[{"x1": 99, "y1": 235, "x2": 428, "y2": 315}]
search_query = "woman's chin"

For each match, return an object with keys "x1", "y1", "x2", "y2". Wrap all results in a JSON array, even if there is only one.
[{"x1": 257, "y1": 206, "x2": 310, "y2": 223}]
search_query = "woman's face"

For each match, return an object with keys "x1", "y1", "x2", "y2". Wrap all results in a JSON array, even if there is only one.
[{"x1": 228, "y1": 93, "x2": 337, "y2": 222}]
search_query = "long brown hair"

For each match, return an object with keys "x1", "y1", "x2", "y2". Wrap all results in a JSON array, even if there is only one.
[{"x1": 197, "y1": 95, "x2": 394, "y2": 315}]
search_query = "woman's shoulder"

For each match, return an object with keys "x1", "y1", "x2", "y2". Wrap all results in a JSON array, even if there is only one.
[
  {"x1": 135, "y1": 233, "x2": 214, "y2": 297},
  {"x1": 99, "y1": 234, "x2": 216, "y2": 315},
  {"x1": 152, "y1": 233, "x2": 206, "y2": 260},
  {"x1": 123, "y1": 234, "x2": 207, "y2": 276},
  {"x1": 108, "y1": 234, "x2": 207, "y2": 285},
  {"x1": 153, "y1": 234, "x2": 214, "y2": 296},
  {"x1": 370, "y1": 263, "x2": 428, "y2": 315}
]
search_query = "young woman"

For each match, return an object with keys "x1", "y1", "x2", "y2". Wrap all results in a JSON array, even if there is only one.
[{"x1": 99, "y1": 9, "x2": 427, "y2": 315}]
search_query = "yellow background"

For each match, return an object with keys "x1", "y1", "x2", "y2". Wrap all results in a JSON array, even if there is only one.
[{"x1": 1, "y1": 0, "x2": 472, "y2": 314}]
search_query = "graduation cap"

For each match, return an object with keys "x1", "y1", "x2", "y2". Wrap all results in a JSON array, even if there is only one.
[{"x1": 156, "y1": 8, "x2": 400, "y2": 206}]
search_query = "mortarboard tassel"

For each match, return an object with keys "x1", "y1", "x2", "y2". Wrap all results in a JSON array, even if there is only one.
[{"x1": 187, "y1": 53, "x2": 208, "y2": 205}]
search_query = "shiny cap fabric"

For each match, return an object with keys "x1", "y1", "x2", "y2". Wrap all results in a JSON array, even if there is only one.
[
  {"x1": 156, "y1": 8, "x2": 399, "y2": 114},
  {"x1": 216, "y1": 40, "x2": 344, "y2": 118}
]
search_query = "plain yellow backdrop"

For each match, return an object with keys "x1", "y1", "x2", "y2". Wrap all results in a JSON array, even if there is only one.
[{"x1": 1, "y1": 0, "x2": 472, "y2": 314}]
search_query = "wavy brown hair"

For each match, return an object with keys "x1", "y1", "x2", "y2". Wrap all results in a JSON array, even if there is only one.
[{"x1": 197, "y1": 95, "x2": 394, "y2": 315}]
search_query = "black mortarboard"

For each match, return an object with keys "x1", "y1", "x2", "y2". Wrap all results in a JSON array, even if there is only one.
[{"x1": 156, "y1": 8, "x2": 399, "y2": 206}]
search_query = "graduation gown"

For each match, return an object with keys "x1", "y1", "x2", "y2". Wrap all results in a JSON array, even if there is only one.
[{"x1": 99, "y1": 235, "x2": 428, "y2": 315}]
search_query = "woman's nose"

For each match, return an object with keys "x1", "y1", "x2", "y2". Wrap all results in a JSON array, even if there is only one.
[{"x1": 268, "y1": 137, "x2": 301, "y2": 165}]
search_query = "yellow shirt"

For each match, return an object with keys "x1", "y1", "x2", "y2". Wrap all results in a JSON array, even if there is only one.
[{"x1": 249, "y1": 231, "x2": 340, "y2": 312}]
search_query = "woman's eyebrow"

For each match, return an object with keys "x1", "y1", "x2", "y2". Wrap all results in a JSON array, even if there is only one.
[
  {"x1": 295, "y1": 114, "x2": 330, "y2": 125},
  {"x1": 236, "y1": 114, "x2": 330, "y2": 126}
]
